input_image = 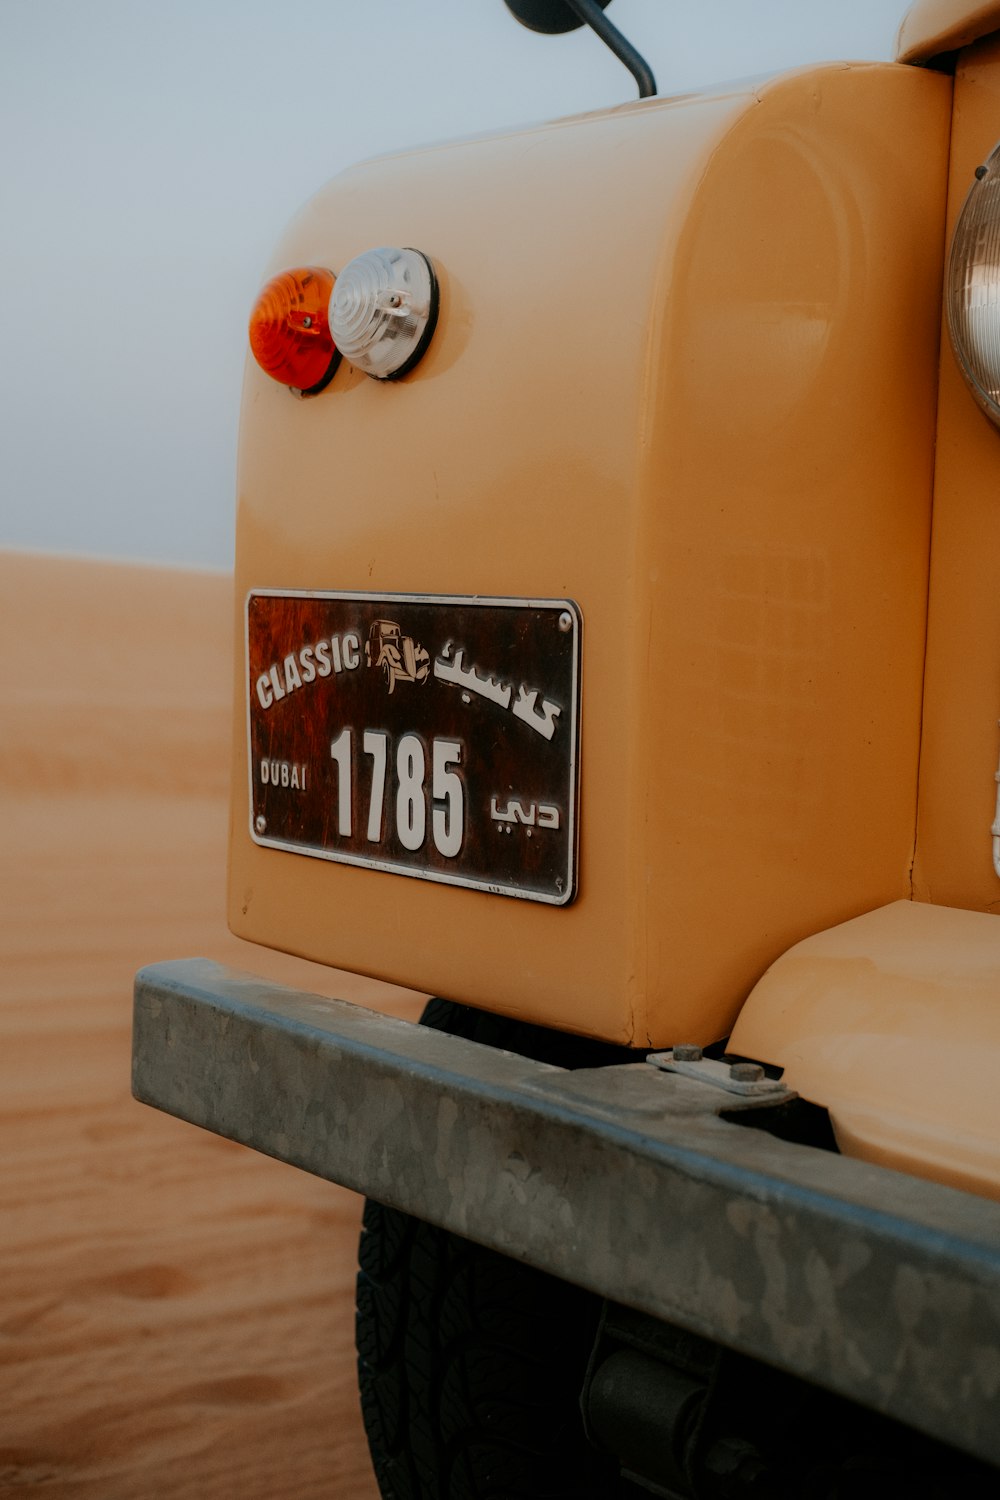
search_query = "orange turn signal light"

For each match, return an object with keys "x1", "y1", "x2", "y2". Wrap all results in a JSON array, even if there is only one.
[{"x1": 248, "y1": 266, "x2": 340, "y2": 395}]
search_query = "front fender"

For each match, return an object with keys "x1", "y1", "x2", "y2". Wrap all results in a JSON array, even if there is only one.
[{"x1": 731, "y1": 899, "x2": 1000, "y2": 1201}]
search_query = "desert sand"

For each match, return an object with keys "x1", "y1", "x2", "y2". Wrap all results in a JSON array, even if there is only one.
[{"x1": 0, "y1": 551, "x2": 426, "y2": 1499}]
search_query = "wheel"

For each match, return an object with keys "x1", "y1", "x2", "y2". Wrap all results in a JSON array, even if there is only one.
[{"x1": 355, "y1": 999, "x2": 636, "y2": 1500}]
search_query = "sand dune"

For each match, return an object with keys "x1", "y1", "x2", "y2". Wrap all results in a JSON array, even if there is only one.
[{"x1": 0, "y1": 552, "x2": 425, "y2": 1499}]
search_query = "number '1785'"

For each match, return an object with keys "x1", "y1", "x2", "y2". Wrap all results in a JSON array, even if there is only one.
[{"x1": 329, "y1": 730, "x2": 464, "y2": 857}]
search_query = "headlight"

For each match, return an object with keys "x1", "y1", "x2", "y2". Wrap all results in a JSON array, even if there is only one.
[{"x1": 947, "y1": 142, "x2": 1000, "y2": 427}]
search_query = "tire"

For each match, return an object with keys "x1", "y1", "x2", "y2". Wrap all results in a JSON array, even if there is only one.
[{"x1": 355, "y1": 999, "x2": 636, "y2": 1500}]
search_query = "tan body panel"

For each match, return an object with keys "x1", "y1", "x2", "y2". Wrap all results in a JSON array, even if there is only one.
[
  {"x1": 898, "y1": 0, "x2": 1000, "y2": 61},
  {"x1": 731, "y1": 901, "x2": 1000, "y2": 1199},
  {"x1": 730, "y1": 32, "x2": 1000, "y2": 1206},
  {"x1": 231, "y1": 65, "x2": 950, "y2": 1046},
  {"x1": 912, "y1": 34, "x2": 1000, "y2": 910}
]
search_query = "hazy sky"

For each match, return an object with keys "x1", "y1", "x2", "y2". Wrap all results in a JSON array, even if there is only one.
[{"x1": 2, "y1": 0, "x2": 911, "y2": 568}]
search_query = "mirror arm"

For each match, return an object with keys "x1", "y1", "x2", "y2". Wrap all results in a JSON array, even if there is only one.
[{"x1": 564, "y1": 0, "x2": 657, "y2": 97}]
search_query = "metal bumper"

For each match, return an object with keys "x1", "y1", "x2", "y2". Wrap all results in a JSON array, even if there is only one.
[{"x1": 133, "y1": 958, "x2": 1000, "y2": 1468}]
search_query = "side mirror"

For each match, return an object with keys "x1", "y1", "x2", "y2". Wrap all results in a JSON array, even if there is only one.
[
  {"x1": 503, "y1": 0, "x2": 611, "y2": 33},
  {"x1": 502, "y1": 0, "x2": 656, "y2": 98}
]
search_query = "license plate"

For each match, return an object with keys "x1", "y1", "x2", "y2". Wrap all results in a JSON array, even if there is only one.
[{"x1": 246, "y1": 591, "x2": 581, "y2": 904}]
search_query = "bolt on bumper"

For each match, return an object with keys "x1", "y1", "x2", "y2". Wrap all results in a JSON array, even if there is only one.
[{"x1": 132, "y1": 958, "x2": 1000, "y2": 1469}]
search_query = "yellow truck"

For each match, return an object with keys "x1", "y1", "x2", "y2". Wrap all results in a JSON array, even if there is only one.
[{"x1": 133, "y1": 1, "x2": 1000, "y2": 1492}]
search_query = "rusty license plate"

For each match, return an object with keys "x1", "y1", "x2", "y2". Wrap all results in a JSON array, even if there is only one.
[{"x1": 246, "y1": 592, "x2": 581, "y2": 904}]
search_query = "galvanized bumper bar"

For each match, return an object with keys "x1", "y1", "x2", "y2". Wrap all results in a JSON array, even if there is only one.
[{"x1": 133, "y1": 958, "x2": 1000, "y2": 1468}]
